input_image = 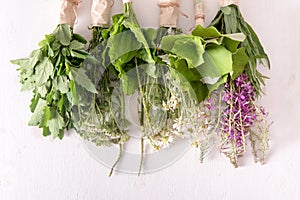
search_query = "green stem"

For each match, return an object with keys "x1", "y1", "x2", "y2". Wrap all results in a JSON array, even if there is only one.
[
  {"x1": 109, "y1": 144, "x2": 123, "y2": 177},
  {"x1": 138, "y1": 137, "x2": 144, "y2": 176}
]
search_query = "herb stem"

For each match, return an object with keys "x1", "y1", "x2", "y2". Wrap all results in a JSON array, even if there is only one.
[{"x1": 109, "y1": 144, "x2": 123, "y2": 177}]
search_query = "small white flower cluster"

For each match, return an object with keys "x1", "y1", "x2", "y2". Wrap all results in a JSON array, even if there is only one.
[
  {"x1": 162, "y1": 93, "x2": 180, "y2": 111},
  {"x1": 148, "y1": 130, "x2": 175, "y2": 151}
]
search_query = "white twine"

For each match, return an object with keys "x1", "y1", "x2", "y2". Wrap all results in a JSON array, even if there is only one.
[
  {"x1": 91, "y1": 0, "x2": 112, "y2": 27},
  {"x1": 194, "y1": 1, "x2": 205, "y2": 27}
]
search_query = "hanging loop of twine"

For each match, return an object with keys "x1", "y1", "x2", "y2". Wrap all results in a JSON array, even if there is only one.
[
  {"x1": 91, "y1": 0, "x2": 113, "y2": 27},
  {"x1": 194, "y1": 1, "x2": 205, "y2": 27},
  {"x1": 60, "y1": 0, "x2": 83, "y2": 27},
  {"x1": 158, "y1": 2, "x2": 189, "y2": 18},
  {"x1": 220, "y1": 0, "x2": 239, "y2": 7}
]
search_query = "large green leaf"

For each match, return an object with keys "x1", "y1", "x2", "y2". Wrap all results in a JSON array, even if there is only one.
[
  {"x1": 197, "y1": 45, "x2": 232, "y2": 79},
  {"x1": 53, "y1": 75, "x2": 70, "y2": 94},
  {"x1": 192, "y1": 25, "x2": 222, "y2": 39},
  {"x1": 54, "y1": 24, "x2": 72, "y2": 46},
  {"x1": 70, "y1": 67, "x2": 97, "y2": 93},
  {"x1": 35, "y1": 58, "x2": 53, "y2": 86},
  {"x1": 161, "y1": 35, "x2": 205, "y2": 68},
  {"x1": 107, "y1": 30, "x2": 141, "y2": 70}
]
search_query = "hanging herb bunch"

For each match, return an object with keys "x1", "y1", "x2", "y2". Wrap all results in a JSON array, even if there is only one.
[
  {"x1": 206, "y1": 0, "x2": 272, "y2": 166},
  {"x1": 12, "y1": 0, "x2": 272, "y2": 173},
  {"x1": 74, "y1": 0, "x2": 129, "y2": 148},
  {"x1": 12, "y1": 0, "x2": 97, "y2": 139}
]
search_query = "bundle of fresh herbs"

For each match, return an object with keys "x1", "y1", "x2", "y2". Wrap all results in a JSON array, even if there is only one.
[
  {"x1": 207, "y1": 1, "x2": 271, "y2": 167},
  {"x1": 210, "y1": 2, "x2": 270, "y2": 96},
  {"x1": 161, "y1": 24, "x2": 249, "y2": 161},
  {"x1": 11, "y1": 0, "x2": 97, "y2": 139},
  {"x1": 11, "y1": 24, "x2": 97, "y2": 139}
]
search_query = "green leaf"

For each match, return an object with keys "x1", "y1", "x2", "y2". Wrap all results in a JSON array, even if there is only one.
[
  {"x1": 70, "y1": 40, "x2": 86, "y2": 50},
  {"x1": 54, "y1": 24, "x2": 72, "y2": 46},
  {"x1": 107, "y1": 30, "x2": 141, "y2": 69},
  {"x1": 174, "y1": 59, "x2": 202, "y2": 81},
  {"x1": 42, "y1": 127, "x2": 51, "y2": 137},
  {"x1": 231, "y1": 47, "x2": 249, "y2": 80},
  {"x1": 36, "y1": 85, "x2": 48, "y2": 97},
  {"x1": 40, "y1": 105, "x2": 51, "y2": 127},
  {"x1": 120, "y1": 72, "x2": 137, "y2": 95},
  {"x1": 35, "y1": 58, "x2": 53, "y2": 86},
  {"x1": 70, "y1": 67, "x2": 97, "y2": 93},
  {"x1": 69, "y1": 80, "x2": 78, "y2": 104},
  {"x1": 28, "y1": 49, "x2": 43, "y2": 67},
  {"x1": 28, "y1": 98, "x2": 47, "y2": 126},
  {"x1": 46, "y1": 109, "x2": 65, "y2": 138},
  {"x1": 197, "y1": 45, "x2": 232, "y2": 79},
  {"x1": 73, "y1": 33, "x2": 87, "y2": 44},
  {"x1": 53, "y1": 75, "x2": 69, "y2": 94},
  {"x1": 161, "y1": 35, "x2": 205, "y2": 68},
  {"x1": 30, "y1": 94, "x2": 40, "y2": 112},
  {"x1": 192, "y1": 25, "x2": 222, "y2": 39}
]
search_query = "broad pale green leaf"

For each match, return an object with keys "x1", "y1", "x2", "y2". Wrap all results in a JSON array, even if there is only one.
[
  {"x1": 70, "y1": 40, "x2": 86, "y2": 50},
  {"x1": 197, "y1": 45, "x2": 232, "y2": 79},
  {"x1": 53, "y1": 75, "x2": 70, "y2": 94},
  {"x1": 54, "y1": 24, "x2": 72, "y2": 46},
  {"x1": 162, "y1": 35, "x2": 205, "y2": 68},
  {"x1": 70, "y1": 67, "x2": 97, "y2": 93},
  {"x1": 107, "y1": 30, "x2": 141, "y2": 68},
  {"x1": 174, "y1": 59, "x2": 202, "y2": 81},
  {"x1": 46, "y1": 109, "x2": 65, "y2": 138},
  {"x1": 35, "y1": 58, "x2": 53, "y2": 86},
  {"x1": 28, "y1": 98, "x2": 47, "y2": 126},
  {"x1": 192, "y1": 25, "x2": 222, "y2": 39},
  {"x1": 123, "y1": 22, "x2": 155, "y2": 63}
]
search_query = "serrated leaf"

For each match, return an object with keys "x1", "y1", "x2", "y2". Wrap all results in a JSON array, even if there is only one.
[
  {"x1": 28, "y1": 49, "x2": 43, "y2": 67},
  {"x1": 35, "y1": 58, "x2": 53, "y2": 86},
  {"x1": 28, "y1": 98, "x2": 47, "y2": 126},
  {"x1": 54, "y1": 24, "x2": 72, "y2": 46},
  {"x1": 40, "y1": 105, "x2": 51, "y2": 127},
  {"x1": 46, "y1": 109, "x2": 65, "y2": 138},
  {"x1": 36, "y1": 85, "x2": 48, "y2": 97},
  {"x1": 69, "y1": 67, "x2": 97, "y2": 93},
  {"x1": 53, "y1": 75, "x2": 69, "y2": 94}
]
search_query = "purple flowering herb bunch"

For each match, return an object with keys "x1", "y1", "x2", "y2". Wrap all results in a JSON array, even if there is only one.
[{"x1": 219, "y1": 73, "x2": 271, "y2": 167}]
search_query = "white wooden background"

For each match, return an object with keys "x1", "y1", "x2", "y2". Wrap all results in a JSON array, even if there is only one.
[{"x1": 1, "y1": 0, "x2": 300, "y2": 199}]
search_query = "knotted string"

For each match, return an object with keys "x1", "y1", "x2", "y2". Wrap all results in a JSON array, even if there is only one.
[
  {"x1": 158, "y1": 2, "x2": 189, "y2": 18},
  {"x1": 60, "y1": 0, "x2": 82, "y2": 27},
  {"x1": 194, "y1": 1, "x2": 205, "y2": 27},
  {"x1": 158, "y1": 0, "x2": 189, "y2": 28},
  {"x1": 91, "y1": 0, "x2": 113, "y2": 27}
]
